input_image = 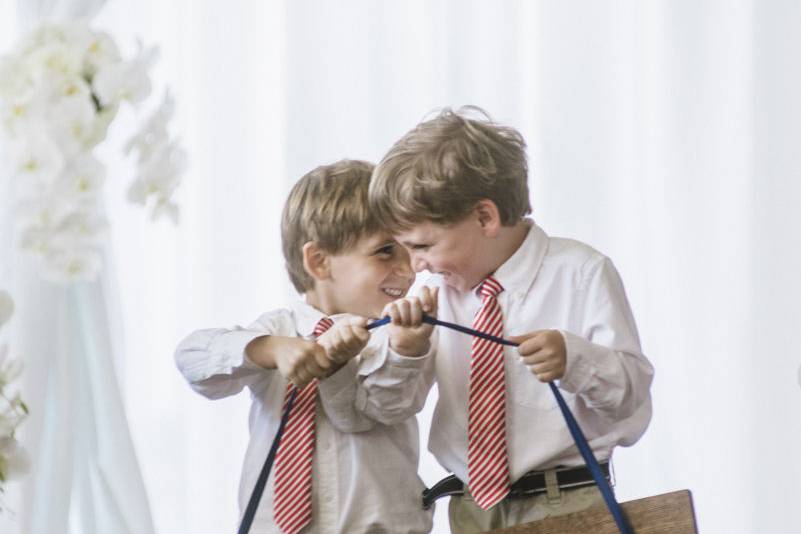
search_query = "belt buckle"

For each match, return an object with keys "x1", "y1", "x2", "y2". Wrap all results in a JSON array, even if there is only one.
[{"x1": 544, "y1": 468, "x2": 562, "y2": 504}]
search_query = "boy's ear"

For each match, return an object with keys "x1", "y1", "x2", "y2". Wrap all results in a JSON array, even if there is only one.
[
  {"x1": 474, "y1": 199, "x2": 502, "y2": 237},
  {"x1": 302, "y1": 241, "x2": 331, "y2": 281}
]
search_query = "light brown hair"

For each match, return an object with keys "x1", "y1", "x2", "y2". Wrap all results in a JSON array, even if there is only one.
[
  {"x1": 369, "y1": 106, "x2": 531, "y2": 229},
  {"x1": 281, "y1": 159, "x2": 378, "y2": 293}
]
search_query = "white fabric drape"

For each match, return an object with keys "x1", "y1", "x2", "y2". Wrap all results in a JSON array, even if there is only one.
[
  {"x1": 3, "y1": 1, "x2": 800, "y2": 533},
  {"x1": 6, "y1": 275, "x2": 155, "y2": 534},
  {"x1": 0, "y1": 1, "x2": 155, "y2": 533},
  {"x1": 16, "y1": 0, "x2": 106, "y2": 31}
]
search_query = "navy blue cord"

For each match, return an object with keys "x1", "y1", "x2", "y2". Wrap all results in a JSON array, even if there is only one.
[
  {"x1": 370, "y1": 315, "x2": 516, "y2": 347},
  {"x1": 239, "y1": 313, "x2": 632, "y2": 534},
  {"x1": 547, "y1": 381, "x2": 631, "y2": 533},
  {"x1": 365, "y1": 316, "x2": 391, "y2": 329},
  {"x1": 237, "y1": 387, "x2": 298, "y2": 534}
]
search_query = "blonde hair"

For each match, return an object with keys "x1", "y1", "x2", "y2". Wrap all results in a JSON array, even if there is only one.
[
  {"x1": 281, "y1": 159, "x2": 378, "y2": 293},
  {"x1": 369, "y1": 106, "x2": 531, "y2": 229}
]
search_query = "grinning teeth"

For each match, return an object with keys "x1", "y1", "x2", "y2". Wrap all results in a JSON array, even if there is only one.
[{"x1": 383, "y1": 288, "x2": 403, "y2": 297}]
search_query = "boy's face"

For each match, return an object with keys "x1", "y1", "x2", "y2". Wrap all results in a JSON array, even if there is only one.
[
  {"x1": 395, "y1": 218, "x2": 490, "y2": 292},
  {"x1": 326, "y1": 232, "x2": 415, "y2": 318}
]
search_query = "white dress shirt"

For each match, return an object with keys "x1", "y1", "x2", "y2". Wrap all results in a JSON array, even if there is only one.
[
  {"x1": 426, "y1": 220, "x2": 654, "y2": 485},
  {"x1": 175, "y1": 300, "x2": 434, "y2": 534}
]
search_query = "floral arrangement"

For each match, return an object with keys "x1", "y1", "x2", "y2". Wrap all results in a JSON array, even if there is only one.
[
  {"x1": 0, "y1": 22, "x2": 186, "y2": 282},
  {"x1": 0, "y1": 290, "x2": 28, "y2": 508}
]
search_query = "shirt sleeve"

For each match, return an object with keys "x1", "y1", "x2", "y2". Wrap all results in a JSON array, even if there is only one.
[
  {"x1": 316, "y1": 328, "x2": 436, "y2": 429},
  {"x1": 174, "y1": 310, "x2": 290, "y2": 400},
  {"x1": 359, "y1": 330, "x2": 437, "y2": 426},
  {"x1": 316, "y1": 359, "x2": 376, "y2": 433},
  {"x1": 557, "y1": 257, "x2": 654, "y2": 421}
]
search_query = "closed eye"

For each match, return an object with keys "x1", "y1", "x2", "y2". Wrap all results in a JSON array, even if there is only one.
[{"x1": 374, "y1": 243, "x2": 395, "y2": 256}]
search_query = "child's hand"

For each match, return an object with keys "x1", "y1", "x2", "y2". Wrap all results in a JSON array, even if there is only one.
[
  {"x1": 508, "y1": 330, "x2": 567, "y2": 383},
  {"x1": 383, "y1": 286, "x2": 439, "y2": 357},
  {"x1": 316, "y1": 316, "x2": 370, "y2": 367},
  {"x1": 246, "y1": 335, "x2": 332, "y2": 388}
]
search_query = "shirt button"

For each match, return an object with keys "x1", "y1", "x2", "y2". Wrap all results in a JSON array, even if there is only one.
[{"x1": 324, "y1": 494, "x2": 334, "y2": 504}]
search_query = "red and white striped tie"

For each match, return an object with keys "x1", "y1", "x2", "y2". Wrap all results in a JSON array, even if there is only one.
[
  {"x1": 273, "y1": 316, "x2": 333, "y2": 534},
  {"x1": 467, "y1": 276, "x2": 510, "y2": 510}
]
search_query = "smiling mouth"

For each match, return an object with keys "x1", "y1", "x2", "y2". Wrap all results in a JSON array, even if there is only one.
[{"x1": 381, "y1": 287, "x2": 405, "y2": 298}]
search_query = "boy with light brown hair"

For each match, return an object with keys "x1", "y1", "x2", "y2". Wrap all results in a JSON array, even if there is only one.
[
  {"x1": 369, "y1": 108, "x2": 654, "y2": 533},
  {"x1": 176, "y1": 159, "x2": 437, "y2": 534}
]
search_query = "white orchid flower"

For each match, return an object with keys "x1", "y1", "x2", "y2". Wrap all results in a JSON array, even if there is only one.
[
  {"x1": 0, "y1": 420, "x2": 14, "y2": 441},
  {"x1": 83, "y1": 31, "x2": 121, "y2": 76},
  {"x1": 128, "y1": 140, "x2": 185, "y2": 218},
  {"x1": 0, "y1": 437, "x2": 30, "y2": 481},
  {"x1": 48, "y1": 96, "x2": 98, "y2": 154},
  {"x1": 125, "y1": 91, "x2": 185, "y2": 224},
  {"x1": 54, "y1": 205, "x2": 109, "y2": 247},
  {"x1": 0, "y1": 83, "x2": 49, "y2": 138},
  {"x1": 0, "y1": 291, "x2": 13, "y2": 328},
  {"x1": 0, "y1": 351, "x2": 23, "y2": 391},
  {"x1": 18, "y1": 22, "x2": 91, "y2": 54},
  {"x1": 52, "y1": 74, "x2": 93, "y2": 103},
  {"x1": 0, "y1": 436, "x2": 14, "y2": 455},
  {"x1": 15, "y1": 190, "x2": 76, "y2": 229},
  {"x1": 41, "y1": 244, "x2": 103, "y2": 282},
  {"x1": 86, "y1": 104, "x2": 119, "y2": 147},
  {"x1": 16, "y1": 197, "x2": 107, "y2": 281},
  {"x1": 53, "y1": 154, "x2": 107, "y2": 200},
  {"x1": 15, "y1": 190, "x2": 107, "y2": 281},
  {"x1": 0, "y1": 57, "x2": 35, "y2": 101},
  {"x1": 11, "y1": 133, "x2": 64, "y2": 186},
  {"x1": 18, "y1": 223, "x2": 58, "y2": 260},
  {"x1": 92, "y1": 45, "x2": 158, "y2": 107},
  {"x1": 23, "y1": 40, "x2": 84, "y2": 82},
  {"x1": 125, "y1": 91, "x2": 174, "y2": 161},
  {"x1": 151, "y1": 199, "x2": 180, "y2": 224},
  {"x1": 17, "y1": 22, "x2": 92, "y2": 71}
]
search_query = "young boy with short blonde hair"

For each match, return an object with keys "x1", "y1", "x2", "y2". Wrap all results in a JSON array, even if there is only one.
[
  {"x1": 176, "y1": 159, "x2": 436, "y2": 533},
  {"x1": 370, "y1": 108, "x2": 654, "y2": 533}
]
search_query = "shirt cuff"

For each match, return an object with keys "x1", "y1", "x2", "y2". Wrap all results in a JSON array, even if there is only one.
[
  {"x1": 557, "y1": 330, "x2": 597, "y2": 394},
  {"x1": 386, "y1": 342, "x2": 433, "y2": 369}
]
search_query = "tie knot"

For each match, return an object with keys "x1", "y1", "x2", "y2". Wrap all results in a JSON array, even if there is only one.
[
  {"x1": 478, "y1": 276, "x2": 504, "y2": 299},
  {"x1": 312, "y1": 317, "x2": 334, "y2": 338}
]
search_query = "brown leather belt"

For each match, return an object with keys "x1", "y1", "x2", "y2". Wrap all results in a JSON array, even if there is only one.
[{"x1": 422, "y1": 463, "x2": 610, "y2": 509}]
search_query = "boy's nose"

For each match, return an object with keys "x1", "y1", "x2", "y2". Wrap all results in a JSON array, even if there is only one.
[{"x1": 412, "y1": 256, "x2": 429, "y2": 273}]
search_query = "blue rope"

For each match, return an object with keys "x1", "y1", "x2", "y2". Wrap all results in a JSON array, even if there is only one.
[{"x1": 239, "y1": 314, "x2": 632, "y2": 534}]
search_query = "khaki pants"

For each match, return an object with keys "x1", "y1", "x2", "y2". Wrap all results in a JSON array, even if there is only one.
[{"x1": 448, "y1": 484, "x2": 604, "y2": 534}]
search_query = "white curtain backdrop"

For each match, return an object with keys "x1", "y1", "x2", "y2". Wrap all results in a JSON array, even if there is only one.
[{"x1": 2, "y1": 1, "x2": 800, "y2": 533}]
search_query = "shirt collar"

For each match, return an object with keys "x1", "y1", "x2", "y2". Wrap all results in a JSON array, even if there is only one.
[
  {"x1": 291, "y1": 298, "x2": 331, "y2": 338},
  {"x1": 291, "y1": 298, "x2": 355, "y2": 338},
  {"x1": 488, "y1": 218, "x2": 549, "y2": 297}
]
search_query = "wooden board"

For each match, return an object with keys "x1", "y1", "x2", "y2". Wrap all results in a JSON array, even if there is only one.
[{"x1": 489, "y1": 490, "x2": 697, "y2": 534}]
